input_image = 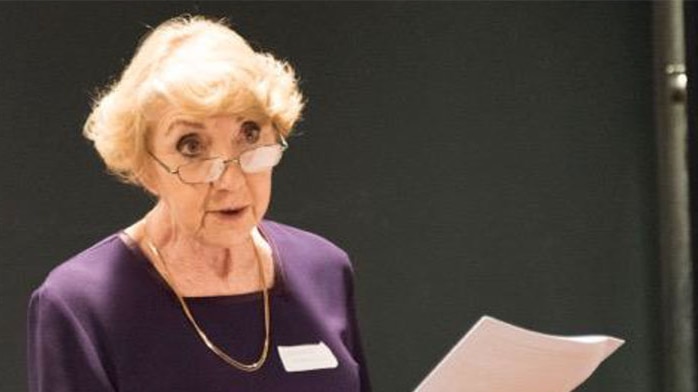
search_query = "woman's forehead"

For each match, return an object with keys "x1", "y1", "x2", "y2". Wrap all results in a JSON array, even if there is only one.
[{"x1": 153, "y1": 108, "x2": 269, "y2": 136}]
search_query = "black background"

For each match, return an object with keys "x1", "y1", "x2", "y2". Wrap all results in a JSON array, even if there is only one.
[{"x1": 1, "y1": 2, "x2": 658, "y2": 391}]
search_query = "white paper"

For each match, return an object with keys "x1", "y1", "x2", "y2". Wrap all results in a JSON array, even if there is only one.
[
  {"x1": 277, "y1": 342, "x2": 338, "y2": 372},
  {"x1": 415, "y1": 316, "x2": 624, "y2": 392}
]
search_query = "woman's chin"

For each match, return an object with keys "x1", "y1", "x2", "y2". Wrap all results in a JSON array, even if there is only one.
[{"x1": 200, "y1": 209, "x2": 257, "y2": 245}]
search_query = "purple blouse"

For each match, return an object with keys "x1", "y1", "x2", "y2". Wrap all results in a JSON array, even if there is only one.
[{"x1": 27, "y1": 220, "x2": 371, "y2": 392}]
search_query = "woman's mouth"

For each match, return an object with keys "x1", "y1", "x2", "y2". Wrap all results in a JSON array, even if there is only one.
[{"x1": 210, "y1": 206, "x2": 249, "y2": 221}]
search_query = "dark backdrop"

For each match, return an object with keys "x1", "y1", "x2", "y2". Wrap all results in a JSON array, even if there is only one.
[
  {"x1": 686, "y1": 0, "x2": 698, "y2": 378},
  {"x1": 1, "y1": 2, "x2": 658, "y2": 391}
]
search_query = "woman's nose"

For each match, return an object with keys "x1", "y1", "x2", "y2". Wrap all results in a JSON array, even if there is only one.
[{"x1": 211, "y1": 158, "x2": 246, "y2": 190}]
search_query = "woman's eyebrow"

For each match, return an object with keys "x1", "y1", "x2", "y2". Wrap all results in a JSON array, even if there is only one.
[{"x1": 166, "y1": 120, "x2": 204, "y2": 136}]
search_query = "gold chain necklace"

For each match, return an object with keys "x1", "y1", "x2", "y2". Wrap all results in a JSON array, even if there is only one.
[{"x1": 145, "y1": 239, "x2": 271, "y2": 372}]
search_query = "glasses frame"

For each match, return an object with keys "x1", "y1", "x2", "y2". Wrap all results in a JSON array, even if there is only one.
[{"x1": 147, "y1": 133, "x2": 289, "y2": 185}]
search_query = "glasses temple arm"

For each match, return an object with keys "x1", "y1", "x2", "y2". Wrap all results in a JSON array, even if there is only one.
[
  {"x1": 147, "y1": 150, "x2": 179, "y2": 174},
  {"x1": 277, "y1": 133, "x2": 289, "y2": 150}
]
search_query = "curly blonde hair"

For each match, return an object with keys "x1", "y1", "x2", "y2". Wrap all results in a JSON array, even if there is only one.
[{"x1": 83, "y1": 15, "x2": 304, "y2": 186}]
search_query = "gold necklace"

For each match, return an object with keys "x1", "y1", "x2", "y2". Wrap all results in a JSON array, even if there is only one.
[{"x1": 145, "y1": 239, "x2": 271, "y2": 372}]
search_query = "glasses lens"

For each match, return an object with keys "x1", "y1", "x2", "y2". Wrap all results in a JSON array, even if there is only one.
[
  {"x1": 240, "y1": 145, "x2": 284, "y2": 173},
  {"x1": 175, "y1": 144, "x2": 285, "y2": 183},
  {"x1": 178, "y1": 158, "x2": 225, "y2": 184}
]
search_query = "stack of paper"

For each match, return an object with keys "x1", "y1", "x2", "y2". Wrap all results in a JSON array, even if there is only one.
[{"x1": 415, "y1": 316, "x2": 624, "y2": 392}]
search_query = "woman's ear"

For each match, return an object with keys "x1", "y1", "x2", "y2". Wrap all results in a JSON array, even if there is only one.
[{"x1": 136, "y1": 167, "x2": 160, "y2": 197}]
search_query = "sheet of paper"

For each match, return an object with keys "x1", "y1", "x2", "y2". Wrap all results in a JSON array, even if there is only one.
[{"x1": 415, "y1": 316, "x2": 624, "y2": 392}]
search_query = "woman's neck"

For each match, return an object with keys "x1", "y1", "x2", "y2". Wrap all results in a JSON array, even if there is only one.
[{"x1": 125, "y1": 212, "x2": 274, "y2": 297}]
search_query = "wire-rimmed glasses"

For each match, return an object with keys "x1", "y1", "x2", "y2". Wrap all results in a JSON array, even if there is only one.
[{"x1": 147, "y1": 136, "x2": 288, "y2": 185}]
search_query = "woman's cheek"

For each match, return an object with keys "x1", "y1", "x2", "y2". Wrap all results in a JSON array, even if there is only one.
[{"x1": 251, "y1": 174, "x2": 273, "y2": 217}]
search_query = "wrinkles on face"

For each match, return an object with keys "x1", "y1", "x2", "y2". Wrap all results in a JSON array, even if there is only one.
[
  {"x1": 154, "y1": 181, "x2": 210, "y2": 246},
  {"x1": 194, "y1": 184, "x2": 214, "y2": 238},
  {"x1": 145, "y1": 108, "x2": 273, "y2": 251}
]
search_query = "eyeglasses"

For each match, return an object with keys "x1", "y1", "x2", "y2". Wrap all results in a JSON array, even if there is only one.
[{"x1": 148, "y1": 136, "x2": 288, "y2": 185}]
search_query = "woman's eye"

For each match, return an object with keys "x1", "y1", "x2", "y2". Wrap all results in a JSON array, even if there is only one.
[
  {"x1": 241, "y1": 121, "x2": 261, "y2": 144},
  {"x1": 176, "y1": 134, "x2": 204, "y2": 157}
]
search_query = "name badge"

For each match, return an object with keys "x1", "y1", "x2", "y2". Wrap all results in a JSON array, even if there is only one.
[{"x1": 277, "y1": 342, "x2": 339, "y2": 372}]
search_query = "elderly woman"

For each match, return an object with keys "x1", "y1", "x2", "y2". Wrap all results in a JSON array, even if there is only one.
[{"x1": 27, "y1": 16, "x2": 370, "y2": 392}]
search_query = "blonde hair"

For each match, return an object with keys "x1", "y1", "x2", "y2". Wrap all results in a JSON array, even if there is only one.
[{"x1": 83, "y1": 15, "x2": 304, "y2": 186}]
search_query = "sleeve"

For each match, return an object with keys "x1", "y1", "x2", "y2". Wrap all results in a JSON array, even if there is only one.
[
  {"x1": 343, "y1": 261, "x2": 373, "y2": 392},
  {"x1": 27, "y1": 286, "x2": 116, "y2": 392}
]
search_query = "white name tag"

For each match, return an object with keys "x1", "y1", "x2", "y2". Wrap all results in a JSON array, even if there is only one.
[{"x1": 277, "y1": 342, "x2": 339, "y2": 372}]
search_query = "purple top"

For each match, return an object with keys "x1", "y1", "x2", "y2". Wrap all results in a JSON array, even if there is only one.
[{"x1": 27, "y1": 220, "x2": 371, "y2": 392}]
